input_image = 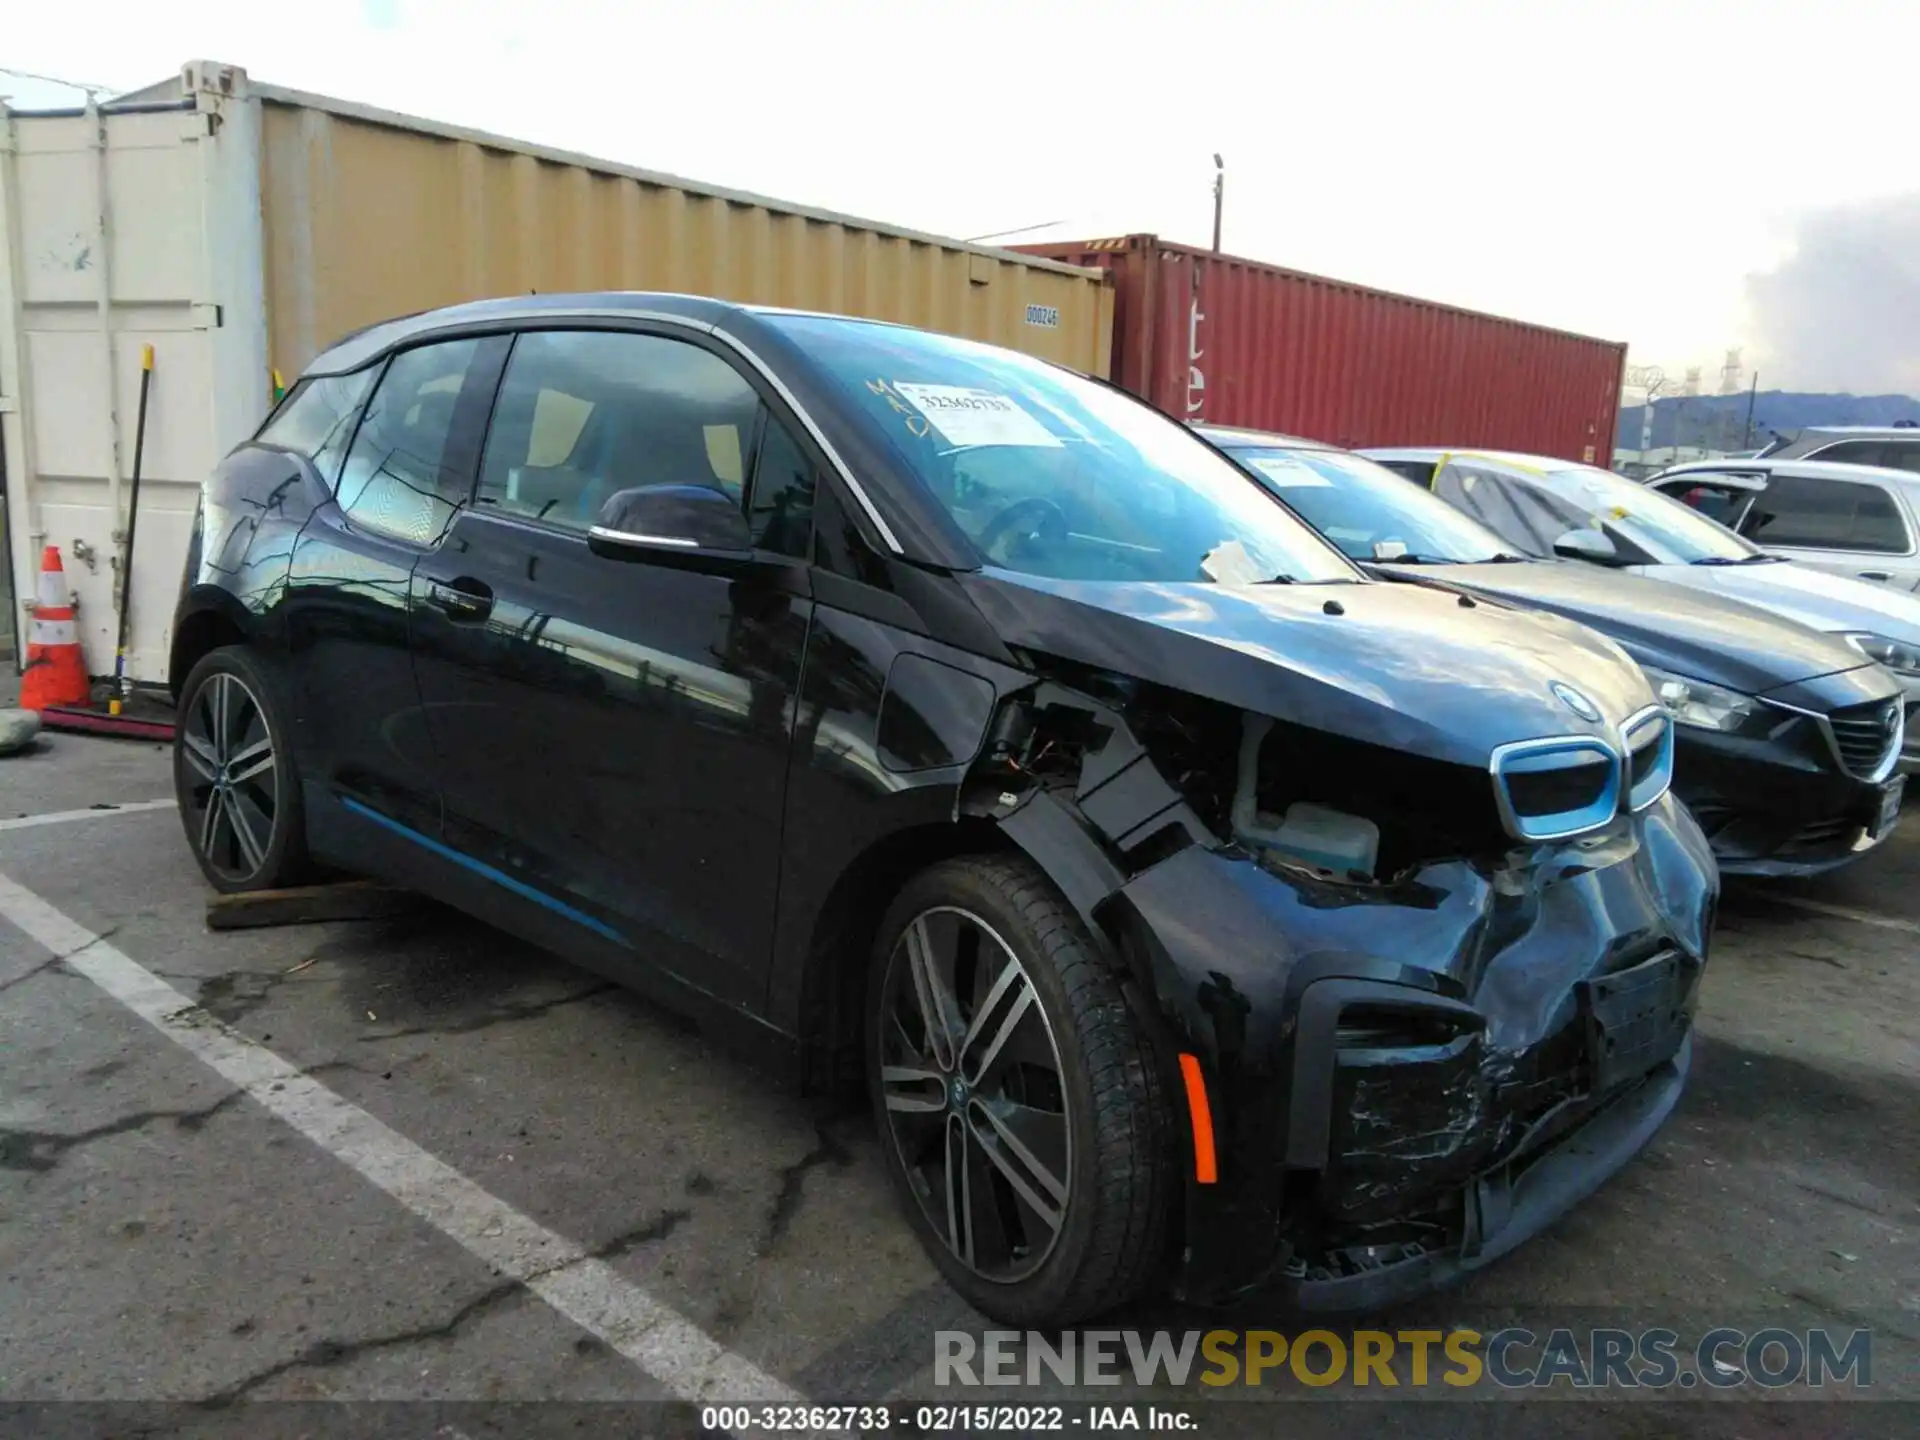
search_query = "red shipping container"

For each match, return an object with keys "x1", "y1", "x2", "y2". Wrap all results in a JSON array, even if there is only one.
[{"x1": 1015, "y1": 234, "x2": 1625, "y2": 465}]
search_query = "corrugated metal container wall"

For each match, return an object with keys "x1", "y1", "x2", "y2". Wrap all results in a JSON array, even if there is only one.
[
  {"x1": 255, "y1": 90, "x2": 1112, "y2": 382},
  {"x1": 1017, "y1": 235, "x2": 1624, "y2": 465},
  {"x1": 0, "y1": 81, "x2": 266, "y2": 684}
]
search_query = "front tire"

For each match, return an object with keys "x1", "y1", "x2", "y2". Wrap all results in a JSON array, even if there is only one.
[
  {"x1": 867, "y1": 854, "x2": 1175, "y2": 1326},
  {"x1": 173, "y1": 646, "x2": 311, "y2": 894}
]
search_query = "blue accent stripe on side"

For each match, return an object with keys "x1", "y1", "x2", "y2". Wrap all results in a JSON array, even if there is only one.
[{"x1": 339, "y1": 796, "x2": 628, "y2": 946}]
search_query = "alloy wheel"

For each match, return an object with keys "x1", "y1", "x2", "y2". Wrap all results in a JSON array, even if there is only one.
[
  {"x1": 179, "y1": 671, "x2": 279, "y2": 883},
  {"x1": 878, "y1": 906, "x2": 1072, "y2": 1283}
]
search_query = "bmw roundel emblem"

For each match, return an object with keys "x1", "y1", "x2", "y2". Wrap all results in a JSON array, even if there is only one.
[{"x1": 1551, "y1": 681, "x2": 1603, "y2": 723}]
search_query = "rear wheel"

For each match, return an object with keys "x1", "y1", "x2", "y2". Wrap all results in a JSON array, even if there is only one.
[
  {"x1": 867, "y1": 854, "x2": 1175, "y2": 1325},
  {"x1": 173, "y1": 646, "x2": 311, "y2": 893}
]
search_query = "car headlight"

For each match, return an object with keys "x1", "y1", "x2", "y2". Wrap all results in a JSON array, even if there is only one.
[
  {"x1": 1641, "y1": 666, "x2": 1759, "y2": 732},
  {"x1": 1841, "y1": 631, "x2": 1920, "y2": 676}
]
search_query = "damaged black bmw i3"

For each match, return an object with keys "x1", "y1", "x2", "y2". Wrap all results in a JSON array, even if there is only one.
[{"x1": 170, "y1": 294, "x2": 1717, "y2": 1326}]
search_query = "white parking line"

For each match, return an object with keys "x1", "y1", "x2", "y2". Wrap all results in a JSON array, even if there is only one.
[
  {"x1": 1762, "y1": 893, "x2": 1920, "y2": 936},
  {"x1": 0, "y1": 800, "x2": 177, "y2": 832},
  {"x1": 0, "y1": 869, "x2": 806, "y2": 1416}
]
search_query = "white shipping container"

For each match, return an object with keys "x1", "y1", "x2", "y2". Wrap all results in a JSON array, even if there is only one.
[
  {"x1": 1, "y1": 63, "x2": 267, "y2": 688},
  {"x1": 1, "y1": 62, "x2": 1110, "y2": 689}
]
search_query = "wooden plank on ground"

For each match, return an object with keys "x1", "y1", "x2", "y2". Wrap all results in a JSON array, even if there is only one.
[{"x1": 206, "y1": 880, "x2": 421, "y2": 931}]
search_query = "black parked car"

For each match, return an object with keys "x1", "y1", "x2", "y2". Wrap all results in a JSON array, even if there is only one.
[
  {"x1": 173, "y1": 295, "x2": 1716, "y2": 1324},
  {"x1": 1201, "y1": 426, "x2": 1906, "y2": 876}
]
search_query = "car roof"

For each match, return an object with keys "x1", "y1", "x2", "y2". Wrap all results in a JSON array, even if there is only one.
[
  {"x1": 1194, "y1": 424, "x2": 1339, "y2": 451},
  {"x1": 303, "y1": 291, "x2": 917, "y2": 377},
  {"x1": 1653, "y1": 456, "x2": 1920, "y2": 486},
  {"x1": 1778, "y1": 424, "x2": 1920, "y2": 439}
]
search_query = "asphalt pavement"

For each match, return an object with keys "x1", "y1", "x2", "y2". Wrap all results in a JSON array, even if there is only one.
[{"x1": 1, "y1": 715, "x2": 1914, "y2": 1438}]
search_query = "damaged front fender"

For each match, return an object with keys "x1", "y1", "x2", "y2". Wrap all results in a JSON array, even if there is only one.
[
  {"x1": 1104, "y1": 793, "x2": 1716, "y2": 1307},
  {"x1": 961, "y1": 659, "x2": 1718, "y2": 1312}
]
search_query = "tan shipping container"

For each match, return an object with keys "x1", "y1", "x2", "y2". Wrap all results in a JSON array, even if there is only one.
[
  {"x1": 3, "y1": 61, "x2": 1110, "y2": 685},
  {"x1": 254, "y1": 84, "x2": 1111, "y2": 383}
]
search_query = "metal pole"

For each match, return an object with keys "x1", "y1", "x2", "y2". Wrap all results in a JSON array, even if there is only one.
[
  {"x1": 1211, "y1": 154, "x2": 1224, "y2": 253},
  {"x1": 109, "y1": 344, "x2": 152, "y2": 710},
  {"x1": 86, "y1": 92, "x2": 127, "y2": 678},
  {"x1": 1743, "y1": 371, "x2": 1759, "y2": 450}
]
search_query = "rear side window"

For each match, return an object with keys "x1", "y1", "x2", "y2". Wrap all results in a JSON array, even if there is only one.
[
  {"x1": 1661, "y1": 481, "x2": 1755, "y2": 529},
  {"x1": 1374, "y1": 459, "x2": 1437, "y2": 487},
  {"x1": 1815, "y1": 438, "x2": 1920, "y2": 475},
  {"x1": 256, "y1": 371, "x2": 375, "y2": 483},
  {"x1": 336, "y1": 339, "x2": 487, "y2": 546},
  {"x1": 1813, "y1": 440, "x2": 1887, "y2": 467},
  {"x1": 1745, "y1": 474, "x2": 1912, "y2": 553}
]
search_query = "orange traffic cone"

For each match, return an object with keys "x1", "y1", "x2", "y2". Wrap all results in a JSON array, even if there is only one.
[{"x1": 20, "y1": 545, "x2": 90, "y2": 712}]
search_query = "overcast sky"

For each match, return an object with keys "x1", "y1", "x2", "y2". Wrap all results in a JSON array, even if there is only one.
[{"x1": 8, "y1": 0, "x2": 1915, "y2": 396}]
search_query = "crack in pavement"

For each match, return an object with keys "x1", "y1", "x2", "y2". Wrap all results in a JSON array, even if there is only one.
[
  {"x1": 197, "y1": 1280, "x2": 525, "y2": 1407},
  {"x1": 759, "y1": 1117, "x2": 855, "y2": 1258},
  {"x1": 1793, "y1": 1178, "x2": 1891, "y2": 1219},
  {"x1": 1782, "y1": 1288, "x2": 1920, "y2": 1346},
  {"x1": 358, "y1": 982, "x2": 617, "y2": 1042},
  {"x1": 0, "y1": 924, "x2": 122, "y2": 996},
  {"x1": 591, "y1": 1206, "x2": 694, "y2": 1263},
  {"x1": 199, "y1": 1202, "x2": 697, "y2": 1405},
  {"x1": 299, "y1": 1056, "x2": 417, "y2": 1085},
  {"x1": 0, "y1": 955, "x2": 69, "y2": 997},
  {"x1": 1786, "y1": 949, "x2": 1849, "y2": 971},
  {"x1": 0, "y1": 1089, "x2": 246, "y2": 1173}
]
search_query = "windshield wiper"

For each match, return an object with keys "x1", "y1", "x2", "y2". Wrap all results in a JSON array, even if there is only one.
[
  {"x1": 1370, "y1": 553, "x2": 1460, "y2": 565},
  {"x1": 1487, "y1": 552, "x2": 1532, "y2": 563},
  {"x1": 1254, "y1": 573, "x2": 1296, "y2": 584},
  {"x1": 1691, "y1": 556, "x2": 1751, "y2": 566}
]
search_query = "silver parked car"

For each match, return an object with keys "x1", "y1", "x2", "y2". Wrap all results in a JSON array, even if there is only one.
[
  {"x1": 1755, "y1": 423, "x2": 1920, "y2": 471},
  {"x1": 1362, "y1": 447, "x2": 1920, "y2": 773},
  {"x1": 1647, "y1": 457, "x2": 1920, "y2": 592}
]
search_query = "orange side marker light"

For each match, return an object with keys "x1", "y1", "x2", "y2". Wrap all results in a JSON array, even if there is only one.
[{"x1": 1177, "y1": 1052, "x2": 1218, "y2": 1184}]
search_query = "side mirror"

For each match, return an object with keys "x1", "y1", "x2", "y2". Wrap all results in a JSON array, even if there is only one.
[
  {"x1": 589, "y1": 484, "x2": 752, "y2": 562},
  {"x1": 1552, "y1": 527, "x2": 1620, "y2": 564}
]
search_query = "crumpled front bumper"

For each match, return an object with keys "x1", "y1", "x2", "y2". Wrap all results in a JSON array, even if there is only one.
[{"x1": 1103, "y1": 791, "x2": 1718, "y2": 1311}]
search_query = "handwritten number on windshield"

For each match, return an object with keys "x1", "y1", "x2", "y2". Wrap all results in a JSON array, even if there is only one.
[{"x1": 865, "y1": 379, "x2": 931, "y2": 439}]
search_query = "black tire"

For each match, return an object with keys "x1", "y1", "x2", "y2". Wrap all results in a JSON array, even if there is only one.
[
  {"x1": 173, "y1": 645, "x2": 312, "y2": 894},
  {"x1": 866, "y1": 853, "x2": 1175, "y2": 1326}
]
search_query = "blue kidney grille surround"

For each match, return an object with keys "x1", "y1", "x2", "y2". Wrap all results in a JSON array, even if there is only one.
[
  {"x1": 1622, "y1": 706, "x2": 1675, "y2": 813},
  {"x1": 1490, "y1": 705, "x2": 1670, "y2": 841}
]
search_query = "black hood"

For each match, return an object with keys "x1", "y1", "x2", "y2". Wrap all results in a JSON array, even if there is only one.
[
  {"x1": 1406, "y1": 561, "x2": 1872, "y2": 697},
  {"x1": 959, "y1": 570, "x2": 1657, "y2": 770}
]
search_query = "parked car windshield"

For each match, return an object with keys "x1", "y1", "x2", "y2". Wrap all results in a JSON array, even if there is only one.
[
  {"x1": 1467, "y1": 459, "x2": 1766, "y2": 566},
  {"x1": 1226, "y1": 445, "x2": 1521, "y2": 564},
  {"x1": 767, "y1": 316, "x2": 1360, "y2": 584}
]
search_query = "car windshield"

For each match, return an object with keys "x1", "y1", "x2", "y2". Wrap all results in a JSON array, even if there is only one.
[
  {"x1": 766, "y1": 316, "x2": 1359, "y2": 584},
  {"x1": 1227, "y1": 445, "x2": 1520, "y2": 564},
  {"x1": 1522, "y1": 462, "x2": 1763, "y2": 564}
]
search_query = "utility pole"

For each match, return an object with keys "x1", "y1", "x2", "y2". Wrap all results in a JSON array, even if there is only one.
[
  {"x1": 1628, "y1": 366, "x2": 1667, "y2": 459},
  {"x1": 1743, "y1": 371, "x2": 1760, "y2": 450},
  {"x1": 1211, "y1": 154, "x2": 1225, "y2": 253}
]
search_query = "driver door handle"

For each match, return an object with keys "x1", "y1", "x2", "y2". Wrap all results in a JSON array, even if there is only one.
[
  {"x1": 1858, "y1": 570, "x2": 1892, "y2": 582},
  {"x1": 427, "y1": 577, "x2": 494, "y2": 621}
]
